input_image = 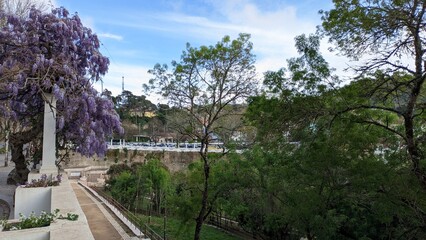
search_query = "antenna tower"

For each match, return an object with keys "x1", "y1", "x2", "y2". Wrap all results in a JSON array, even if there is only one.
[{"x1": 122, "y1": 76, "x2": 124, "y2": 92}]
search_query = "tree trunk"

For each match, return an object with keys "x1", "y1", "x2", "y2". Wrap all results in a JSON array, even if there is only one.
[
  {"x1": 9, "y1": 144, "x2": 26, "y2": 183},
  {"x1": 403, "y1": 72, "x2": 425, "y2": 187},
  {"x1": 7, "y1": 140, "x2": 29, "y2": 184},
  {"x1": 194, "y1": 151, "x2": 210, "y2": 240},
  {"x1": 7, "y1": 127, "x2": 42, "y2": 185},
  {"x1": 405, "y1": 116, "x2": 426, "y2": 187},
  {"x1": 4, "y1": 129, "x2": 9, "y2": 167}
]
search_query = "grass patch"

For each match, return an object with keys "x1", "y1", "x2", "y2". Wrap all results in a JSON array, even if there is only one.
[{"x1": 138, "y1": 214, "x2": 242, "y2": 240}]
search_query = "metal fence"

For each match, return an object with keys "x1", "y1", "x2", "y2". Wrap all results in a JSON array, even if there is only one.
[
  {"x1": 82, "y1": 184, "x2": 255, "y2": 240},
  {"x1": 83, "y1": 184, "x2": 164, "y2": 240},
  {"x1": 207, "y1": 212, "x2": 256, "y2": 240}
]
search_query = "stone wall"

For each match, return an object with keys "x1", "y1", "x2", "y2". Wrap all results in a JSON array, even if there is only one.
[{"x1": 64, "y1": 149, "x2": 201, "y2": 172}]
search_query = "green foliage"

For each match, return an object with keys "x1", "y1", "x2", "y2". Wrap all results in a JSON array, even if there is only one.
[
  {"x1": 320, "y1": 0, "x2": 415, "y2": 60},
  {"x1": 17, "y1": 211, "x2": 56, "y2": 230},
  {"x1": 108, "y1": 171, "x2": 137, "y2": 209},
  {"x1": 263, "y1": 33, "x2": 337, "y2": 97},
  {"x1": 106, "y1": 159, "x2": 171, "y2": 214},
  {"x1": 136, "y1": 159, "x2": 172, "y2": 213},
  {"x1": 169, "y1": 154, "x2": 238, "y2": 225},
  {"x1": 320, "y1": 0, "x2": 426, "y2": 187},
  {"x1": 137, "y1": 214, "x2": 241, "y2": 240},
  {"x1": 146, "y1": 33, "x2": 257, "y2": 142},
  {"x1": 114, "y1": 90, "x2": 156, "y2": 120},
  {"x1": 147, "y1": 33, "x2": 258, "y2": 239},
  {"x1": 223, "y1": 116, "x2": 426, "y2": 238},
  {"x1": 240, "y1": 29, "x2": 426, "y2": 237},
  {"x1": 105, "y1": 6, "x2": 426, "y2": 239},
  {"x1": 58, "y1": 212, "x2": 79, "y2": 221},
  {"x1": 0, "y1": 209, "x2": 78, "y2": 231}
]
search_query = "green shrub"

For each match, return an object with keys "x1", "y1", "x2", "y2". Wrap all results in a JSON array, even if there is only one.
[{"x1": 0, "y1": 209, "x2": 79, "y2": 231}]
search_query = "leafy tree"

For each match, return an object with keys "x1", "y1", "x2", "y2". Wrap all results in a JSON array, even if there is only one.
[
  {"x1": 136, "y1": 159, "x2": 171, "y2": 214},
  {"x1": 228, "y1": 114, "x2": 426, "y2": 239},
  {"x1": 145, "y1": 117, "x2": 165, "y2": 143},
  {"x1": 109, "y1": 171, "x2": 137, "y2": 209},
  {"x1": 156, "y1": 103, "x2": 170, "y2": 125},
  {"x1": 239, "y1": 29, "x2": 426, "y2": 238},
  {"x1": 320, "y1": 0, "x2": 426, "y2": 186},
  {"x1": 244, "y1": 73, "x2": 426, "y2": 238},
  {"x1": 0, "y1": 0, "x2": 49, "y2": 167},
  {"x1": 113, "y1": 90, "x2": 157, "y2": 140},
  {"x1": 0, "y1": 7, "x2": 122, "y2": 183},
  {"x1": 147, "y1": 33, "x2": 257, "y2": 239},
  {"x1": 115, "y1": 90, "x2": 156, "y2": 119},
  {"x1": 247, "y1": 33, "x2": 337, "y2": 148},
  {"x1": 169, "y1": 154, "x2": 239, "y2": 234},
  {"x1": 106, "y1": 160, "x2": 171, "y2": 214}
]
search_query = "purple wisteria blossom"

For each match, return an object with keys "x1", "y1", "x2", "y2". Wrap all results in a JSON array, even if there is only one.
[{"x1": 0, "y1": 7, "x2": 123, "y2": 183}]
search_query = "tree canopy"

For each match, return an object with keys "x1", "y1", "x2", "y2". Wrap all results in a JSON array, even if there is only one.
[
  {"x1": 147, "y1": 33, "x2": 257, "y2": 240},
  {"x1": 321, "y1": 0, "x2": 426, "y2": 186}
]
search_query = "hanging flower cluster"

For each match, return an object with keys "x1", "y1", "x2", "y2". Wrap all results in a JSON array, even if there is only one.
[{"x1": 0, "y1": 7, "x2": 123, "y2": 157}]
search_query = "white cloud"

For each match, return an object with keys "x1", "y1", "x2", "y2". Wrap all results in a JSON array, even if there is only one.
[
  {"x1": 96, "y1": 0, "x2": 329, "y2": 91},
  {"x1": 197, "y1": 0, "x2": 351, "y2": 76},
  {"x1": 208, "y1": 1, "x2": 316, "y2": 74},
  {"x1": 94, "y1": 0, "x2": 352, "y2": 96},
  {"x1": 98, "y1": 33, "x2": 123, "y2": 41},
  {"x1": 147, "y1": 1, "x2": 317, "y2": 73}
]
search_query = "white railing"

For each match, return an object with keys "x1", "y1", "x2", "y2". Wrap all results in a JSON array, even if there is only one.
[
  {"x1": 108, "y1": 142, "x2": 226, "y2": 153},
  {"x1": 77, "y1": 181, "x2": 147, "y2": 239}
]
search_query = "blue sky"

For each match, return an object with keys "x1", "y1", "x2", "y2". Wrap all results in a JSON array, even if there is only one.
[{"x1": 51, "y1": 0, "x2": 344, "y2": 101}]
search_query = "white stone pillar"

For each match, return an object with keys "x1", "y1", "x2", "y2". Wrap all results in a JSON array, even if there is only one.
[{"x1": 39, "y1": 93, "x2": 57, "y2": 174}]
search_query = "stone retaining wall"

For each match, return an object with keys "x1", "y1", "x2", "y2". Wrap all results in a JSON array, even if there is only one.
[{"x1": 64, "y1": 149, "x2": 201, "y2": 172}]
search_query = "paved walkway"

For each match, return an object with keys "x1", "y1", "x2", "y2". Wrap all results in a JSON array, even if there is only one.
[
  {"x1": 0, "y1": 153, "x2": 138, "y2": 239},
  {"x1": 71, "y1": 182, "x2": 136, "y2": 240}
]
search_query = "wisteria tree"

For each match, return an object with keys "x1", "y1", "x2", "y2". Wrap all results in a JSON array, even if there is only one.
[{"x1": 0, "y1": 7, "x2": 123, "y2": 183}]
